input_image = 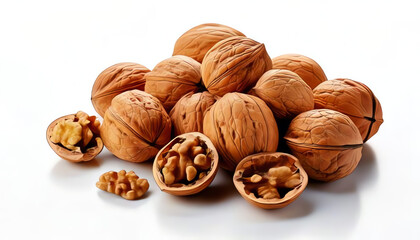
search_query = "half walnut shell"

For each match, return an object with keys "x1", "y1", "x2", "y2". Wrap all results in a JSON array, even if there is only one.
[
  {"x1": 233, "y1": 152, "x2": 308, "y2": 209},
  {"x1": 153, "y1": 132, "x2": 219, "y2": 196}
]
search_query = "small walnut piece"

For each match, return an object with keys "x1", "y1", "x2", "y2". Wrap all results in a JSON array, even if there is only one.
[{"x1": 96, "y1": 170, "x2": 149, "y2": 200}]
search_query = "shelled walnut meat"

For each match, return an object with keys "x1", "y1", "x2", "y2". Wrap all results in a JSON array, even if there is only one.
[
  {"x1": 233, "y1": 152, "x2": 308, "y2": 209},
  {"x1": 313, "y1": 78, "x2": 383, "y2": 142},
  {"x1": 173, "y1": 23, "x2": 245, "y2": 63},
  {"x1": 46, "y1": 111, "x2": 103, "y2": 162},
  {"x1": 96, "y1": 170, "x2": 149, "y2": 200},
  {"x1": 284, "y1": 109, "x2": 363, "y2": 182},
  {"x1": 100, "y1": 90, "x2": 171, "y2": 163},
  {"x1": 249, "y1": 69, "x2": 314, "y2": 119},
  {"x1": 153, "y1": 132, "x2": 219, "y2": 196},
  {"x1": 91, "y1": 62, "x2": 150, "y2": 117},
  {"x1": 203, "y1": 92, "x2": 279, "y2": 171},
  {"x1": 201, "y1": 36, "x2": 272, "y2": 96}
]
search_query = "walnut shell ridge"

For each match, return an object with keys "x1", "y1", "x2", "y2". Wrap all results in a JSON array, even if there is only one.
[
  {"x1": 173, "y1": 23, "x2": 245, "y2": 63},
  {"x1": 100, "y1": 90, "x2": 171, "y2": 163}
]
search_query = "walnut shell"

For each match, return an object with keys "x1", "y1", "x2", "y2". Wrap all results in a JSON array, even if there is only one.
[
  {"x1": 169, "y1": 91, "x2": 218, "y2": 136},
  {"x1": 272, "y1": 54, "x2": 327, "y2": 89},
  {"x1": 153, "y1": 132, "x2": 219, "y2": 196},
  {"x1": 145, "y1": 55, "x2": 201, "y2": 112},
  {"x1": 284, "y1": 109, "x2": 363, "y2": 182},
  {"x1": 173, "y1": 23, "x2": 245, "y2": 63},
  {"x1": 233, "y1": 152, "x2": 308, "y2": 209},
  {"x1": 100, "y1": 90, "x2": 171, "y2": 163},
  {"x1": 313, "y1": 78, "x2": 383, "y2": 142},
  {"x1": 46, "y1": 113, "x2": 103, "y2": 162},
  {"x1": 91, "y1": 62, "x2": 150, "y2": 117},
  {"x1": 203, "y1": 92, "x2": 279, "y2": 171},
  {"x1": 249, "y1": 69, "x2": 314, "y2": 119},
  {"x1": 201, "y1": 36, "x2": 272, "y2": 97}
]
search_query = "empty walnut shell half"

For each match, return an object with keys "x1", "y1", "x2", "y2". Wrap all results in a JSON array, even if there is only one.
[
  {"x1": 173, "y1": 23, "x2": 245, "y2": 63},
  {"x1": 169, "y1": 91, "x2": 218, "y2": 136},
  {"x1": 272, "y1": 54, "x2": 327, "y2": 89},
  {"x1": 249, "y1": 69, "x2": 314, "y2": 119},
  {"x1": 153, "y1": 132, "x2": 219, "y2": 196},
  {"x1": 145, "y1": 55, "x2": 202, "y2": 112},
  {"x1": 313, "y1": 78, "x2": 384, "y2": 142},
  {"x1": 46, "y1": 111, "x2": 103, "y2": 162},
  {"x1": 233, "y1": 152, "x2": 308, "y2": 209},
  {"x1": 91, "y1": 62, "x2": 150, "y2": 117},
  {"x1": 203, "y1": 92, "x2": 279, "y2": 172},
  {"x1": 202, "y1": 36, "x2": 272, "y2": 97},
  {"x1": 284, "y1": 109, "x2": 363, "y2": 182},
  {"x1": 100, "y1": 90, "x2": 171, "y2": 163}
]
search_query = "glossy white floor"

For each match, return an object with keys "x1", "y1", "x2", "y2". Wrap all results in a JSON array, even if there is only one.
[{"x1": 0, "y1": 0, "x2": 418, "y2": 239}]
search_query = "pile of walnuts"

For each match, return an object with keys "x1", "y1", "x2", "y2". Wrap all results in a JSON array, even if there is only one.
[{"x1": 47, "y1": 23, "x2": 383, "y2": 208}]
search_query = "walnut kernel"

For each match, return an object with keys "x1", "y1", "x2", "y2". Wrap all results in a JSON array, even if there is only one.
[{"x1": 96, "y1": 170, "x2": 149, "y2": 200}]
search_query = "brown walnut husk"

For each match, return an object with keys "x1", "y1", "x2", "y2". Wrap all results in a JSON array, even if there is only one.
[
  {"x1": 284, "y1": 109, "x2": 363, "y2": 182},
  {"x1": 91, "y1": 62, "x2": 150, "y2": 117},
  {"x1": 169, "y1": 91, "x2": 218, "y2": 136},
  {"x1": 100, "y1": 90, "x2": 171, "y2": 163},
  {"x1": 201, "y1": 36, "x2": 272, "y2": 97},
  {"x1": 272, "y1": 54, "x2": 327, "y2": 89},
  {"x1": 249, "y1": 69, "x2": 314, "y2": 119},
  {"x1": 233, "y1": 152, "x2": 308, "y2": 209},
  {"x1": 203, "y1": 92, "x2": 279, "y2": 171},
  {"x1": 313, "y1": 78, "x2": 384, "y2": 142},
  {"x1": 145, "y1": 55, "x2": 202, "y2": 112},
  {"x1": 173, "y1": 23, "x2": 245, "y2": 63}
]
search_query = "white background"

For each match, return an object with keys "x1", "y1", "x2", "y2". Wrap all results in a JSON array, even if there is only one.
[{"x1": 0, "y1": 0, "x2": 419, "y2": 239}]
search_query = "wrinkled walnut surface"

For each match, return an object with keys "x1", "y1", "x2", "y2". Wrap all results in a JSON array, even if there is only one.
[{"x1": 96, "y1": 170, "x2": 149, "y2": 200}]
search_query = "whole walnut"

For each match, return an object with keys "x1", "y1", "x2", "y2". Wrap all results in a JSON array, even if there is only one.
[
  {"x1": 272, "y1": 54, "x2": 327, "y2": 89},
  {"x1": 100, "y1": 90, "x2": 171, "y2": 163},
  {"x1": 284, "y1": 109, "x2": 363, "y2": 182},
  {"x1": 249, "y1": 69, "x2": 314, "y2": 119},
  {"x1": 313, "y1": 78, "x2": 383, "y2": 142},
  {"x1": 169, "y1": 91, "x2": 218, "y2": 136},
  {"x1": 173, "y1": 23, "x2": 245, "y2": 63},
  {"x1": 145, "y1": 55, "x2": 202, "y2": 112},
  {"x1": 201, "y1": 36, "x2": 272, "y2": 97},
  {"x1": 203, "y1": 92, "x2": 279, "y2": 171},
  {"x1": 91, "y1": 62, "x2": 150, "y2": 117}
]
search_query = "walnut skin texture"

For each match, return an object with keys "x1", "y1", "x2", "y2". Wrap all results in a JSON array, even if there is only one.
[
  {"x1": 91, "y1": 62, "x2": 150, "y2": 117},
  {"x1": 233, "y1": 152, "x2": 308, "y2": 209},
  {"x1": 46, "y1": 111, "x2": 103, "y2": 162},
  {"x1": 153, "y1": 132, "x2": 219, "y2": 196},
  {"x1": 313, "y1": 78, "x2": 383, "y2": 142},
  {"x1": 173, "y1": 23, "x2": 245, "y2": 63},
  {"x1": 201, "y1": 36, "x2": 272, "y2": 97},
  {"x1": 203, "y1": 93, "x2": 279, "y2": 171},
  {"x1": 249, "y1": 69, "x2": 314, "y2": 119},
  {"x1": 272, "y1": 54, "x2": 327, "y2": 89},
  {"x1": 145, "y1": 55, "x2": 202, "y2": 112},
  {"x1": 96, "y1": 170, "x2": 149, "y2": 200},
  {"x1": 169, "y1": 91, "x2": 218, "y2": 136},
  {"x1": 100, "y1": 90, "x2": 171, "y2": 163},
  {"x1": 284, "y1": 109, "x2": 363, "y2": 182}
]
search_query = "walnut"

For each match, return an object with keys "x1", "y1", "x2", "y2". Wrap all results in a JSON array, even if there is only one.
[
  {"x1": 145, "y1": 55, "x2": 202, "y2": 112},
  {"x1": 169, "y1": 91, "x2": 218, "y2": 136},
  {"x1": 201, "y1": 36, "x2": 272, "y2": 97},
  {"x1": 173, "y1": 23, "x2": 245, "y2": 63},
  {"x1": 284, "y1": 109, "x2": 363, "y2": 182},
  {"x1": 203, "y1": 92, "x2": 279, "y2": 171},
  {"x1": 46, "y1": 111, "x2": 103, "y2": 162},
  {"x1": 91, "y1": 62, "x2": 150, "y2": 117},
  {"x1": 96, "y1": 170, "x2": 149, "y2": 200},
  {"x1": 100, "y1": 90, "x2": 171, "y2": 163},
  {"x1": 249, "y1": 69, "x2": 314, "y2": 119},
  {"x1": 233, "y1": 152, "x2": 308, "y2": 209},
  {"x1": 153, "y1": 132, "x2": 219, "y2": 196},
  {"x1": 313, "y1": 78, "x2": 383, "y2": 142},
  {"x1": 272, "y1": 54, "x2": 327, "y2": 89}
]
